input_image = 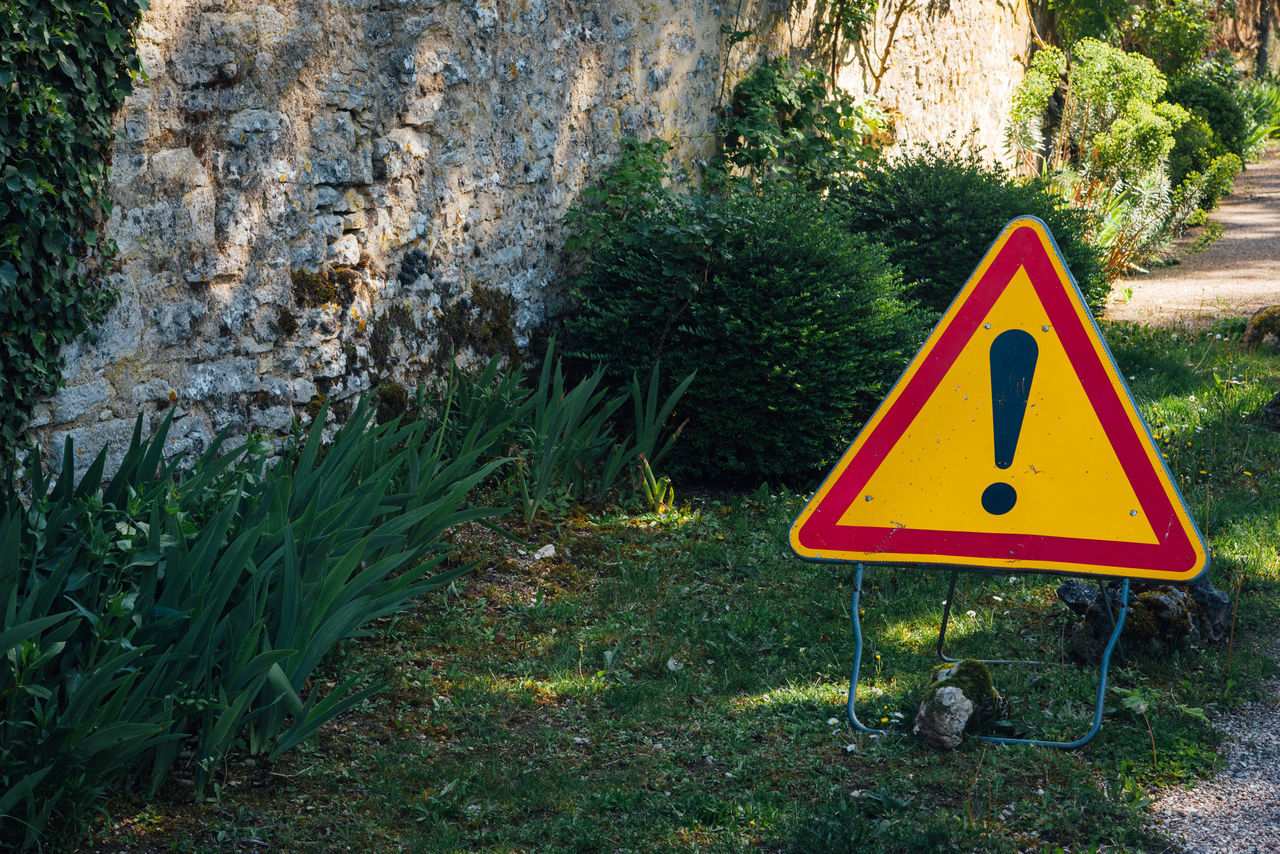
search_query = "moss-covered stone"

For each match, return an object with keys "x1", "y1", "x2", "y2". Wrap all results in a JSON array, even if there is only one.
[
  {"x1": 914, "y1": 659, "x2": 1007, "y2": 750},
  {"x1": 276, "y1": 307, "x2": 299, "y2": 338},
  {"x1": 291, "y1": 265, "x2": 360, "y2": 309},
  {"x1": 369, "y1": 302, "x2": 418, "y2": 370},
  {"x1": 375, "y1": 381, "x2": 409, "y2": 424},
  {"x1": 1124, "y1": 588, "x2": 1193, "y2": 646},
  {"x1": 925, "y1": 659, "x2": 1005, "y2": 726},
  {"x1": 304, "y1": 392, "x2": 328, "y2": 420},
  {"x1": 434, "y1": 284, "x2": 519, "y2": 366},
  {"x1": 1244, "y1": 305, "x2": 1280, "y2": 350}
]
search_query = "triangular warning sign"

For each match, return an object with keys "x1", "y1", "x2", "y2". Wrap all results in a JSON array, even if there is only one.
[{"x1": 790, "y1": 217, "x2": 1207, "y2": 581}]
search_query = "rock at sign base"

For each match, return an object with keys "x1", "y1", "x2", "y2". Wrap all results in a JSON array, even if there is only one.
[
  {"x1": 915, "y1": 685, "x2": 973, "y2": 750},
  {"x1": 913, "y1": 659, "x2": 1007, "y2": 750}
]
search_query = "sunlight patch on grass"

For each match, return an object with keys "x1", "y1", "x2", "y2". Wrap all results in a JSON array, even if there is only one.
[{"x1": 729, "y1": 680, "x2": 847, "y2": 711}]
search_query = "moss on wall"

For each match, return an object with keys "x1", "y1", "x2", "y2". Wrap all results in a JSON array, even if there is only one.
[
  {"x1": 434, "y1": 285, "x2": 519, "y2": 367},
  {"x1": 291, "y1": 265, "x2": 360, "y2": 309}
]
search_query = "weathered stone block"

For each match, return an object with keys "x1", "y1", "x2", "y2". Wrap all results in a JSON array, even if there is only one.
[
  {"x1": 51, "y1": 380, "x2": 113, "y2": 425},
  {"x1": 183, "y1": 357, "x2": 260, "y2": 400}
]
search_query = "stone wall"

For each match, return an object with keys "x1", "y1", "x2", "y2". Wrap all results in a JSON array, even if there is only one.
[
  {"x1": 838, "y1": 0, "x2": 1041, "y2": 155},
  {"x1": 28, "y1": 0, "x2": 1042, "y2": 476}
]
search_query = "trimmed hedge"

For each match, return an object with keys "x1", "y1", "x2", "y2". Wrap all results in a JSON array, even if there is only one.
[
  {"x1": 832, "y1": 148, "x2": 1109, "y2": 318},
  {"x1": 567, "y1": 182, "x2": 921, "y2": 485}
]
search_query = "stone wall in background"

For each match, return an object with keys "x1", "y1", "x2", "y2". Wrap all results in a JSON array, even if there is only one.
[
  {"x1": 838, "y1": 0, "x2": 1042, "y2": 155},
  {"x1": 27, "y1": 0, "x2": 1043, "y2": 476}
]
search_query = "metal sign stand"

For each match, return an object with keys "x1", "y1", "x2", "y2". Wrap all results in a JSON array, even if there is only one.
[{"x1": 846, "y1": 563, "x2": 1130, "y2": 749}]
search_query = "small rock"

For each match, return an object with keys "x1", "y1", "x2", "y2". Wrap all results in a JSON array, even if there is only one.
[
  {"x1": 913, "y1": 659, "x2": 1006, "y2": 750},
  {"x1": 1056, "y1": 578, "x2": 1097, "y2": 615},
  {"x1": 1244, "y1": 305, "x2": 1280, "y2": 350},
  {"x1": 915, "y1": 685, "x2": 974, "y2": 750},
  {"x1": 532, "y1": 544, "x2": 555, "y2": 561}
]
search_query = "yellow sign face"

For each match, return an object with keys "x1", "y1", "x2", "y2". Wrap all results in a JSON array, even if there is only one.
[{"x1": 790, "y1": 218, "x2": 1208, "y2": 581}]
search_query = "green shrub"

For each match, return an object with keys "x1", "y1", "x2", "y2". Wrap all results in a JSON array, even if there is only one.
[
  {"x1": 1166, "y1": 72, "x2": 1249, "y2": 160},
  {"x1": 563, "y1": 137, "x2": 677, "y2": 257},
  {"x1": 567, "y1": 182, "x2": 920, "y2": 485},
  {"x1": 0, "y1": 0, "x2": 146, "y2": 457},
  {"x1": 1237, "y1": 78, "x2": 1280, "y2": 155},
  {"x1": 1125, "y1": 0, "x2": 1217, "y2": 77},
  {"x1": 1005, "y1": 38, "x2": 1236, "y2": 277},
  {"x1": 1048, "y1": 0, "x2": 1130, "y2": 44},
  {"x1": 1169, "y1": 113, "x2": 1216, "y2": 186},
  {"x1": 1005, "y1": 46, "x2": 1067, "y2": 173},
  {"x1": 832, "y1": 147, "x2": 1108, "y2": 317}
]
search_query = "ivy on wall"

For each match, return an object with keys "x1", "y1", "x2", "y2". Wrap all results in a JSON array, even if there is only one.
[{"x1": 0, "y1": 0, "x2": 147, "y2": 460}]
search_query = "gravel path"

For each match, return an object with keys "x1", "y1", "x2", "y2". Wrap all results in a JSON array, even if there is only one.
[
  {"x1": 1106, "y1": 146, "x2": 1280, "y2": 326},
  {"x1": 1146, "y1": 662, "x2": 1280, "y2": 854},
  {"x1": 1110, "y1": 152, "x2": 1280, "y2": 851}
]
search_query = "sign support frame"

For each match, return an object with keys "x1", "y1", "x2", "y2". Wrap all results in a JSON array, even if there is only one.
[{"x1": 846, "y1": 564, "x2": 1130, "y2": 749}]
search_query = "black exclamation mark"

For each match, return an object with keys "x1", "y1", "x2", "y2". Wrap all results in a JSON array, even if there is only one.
[{"x1": 981, "y1": 329, "x2": 1038, "y2": 515}]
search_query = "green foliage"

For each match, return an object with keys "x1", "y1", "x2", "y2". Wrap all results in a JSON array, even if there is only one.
[
  {"x1": 0, "y1": 0, "x2": 147, "y2": 458},
  {"x1": 1049, "y1": 0, "x2": 1221, "y2": 71},
  {"x1": 1006, "y1": 46, "x2": 1067, "y2": 171},
  {"x1": 563, "y1": 138, "x2": 677, "y2": 256},
  {"x1": 814, "y1": 0, "x2": 880, "y2": 78},
  {"x1": 1091, "y1": 98, "x2": 1189, "y2": 185},
  {"x1": 1007, "y1": 38, "x2": 1238, "y2": 277},
  {"x1": 567, "y1": 180, "x2": 919, "y2": 484},
  {"x1": 1236, "y1": 78, "x2": 1280, "y2": 156},
  {"x1": 713, "y1": 58, "x2": 888, "y2": 192},
  {"x1": 0, "y1": 399, "x2": 506, "y2": 849},
  {"x1": 1188, "y1": 151, "x2": 1243, "y2": 212},
  {"x1": 1166, "y1": 71, "x2": 1250, "y2": 160},
  {"x1": 1124, "y1": 0, "x2": 1218, "y2": 77},
  {"x1": 426, "y1": 348, "x2": 692, "y2": 520},
  {"x1": 1168, "y1": 113, "x2": 1217, "y2": 185},
  {"x1": 1066, "y1": 38, "x2": 1172, "y2": 158},
  {"x1": 1050, "y1": 0, "x2": 1131, "y2": 43},
  {"x1": 833, "y1": 146, "x2": 1109, "y2": 317},
  {"x1": 1239, "y1": 77, "x2": 1280, "y2": 138}
]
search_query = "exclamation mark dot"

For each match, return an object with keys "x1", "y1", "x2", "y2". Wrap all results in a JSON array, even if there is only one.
[{"x1": 981, "y1": 329, "x2": 1038, "y2": 515}]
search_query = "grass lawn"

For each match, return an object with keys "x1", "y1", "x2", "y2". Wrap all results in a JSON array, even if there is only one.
[{"x1": 73, "y1": 320, "x2": 1280, "y2": 853}]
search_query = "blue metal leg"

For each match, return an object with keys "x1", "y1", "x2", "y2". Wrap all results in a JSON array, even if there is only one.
[
  {"x1": 973, "y1": 578, "x2": 1129, "y2": 748},
  {"x1": 938, "y1": 568, "x2": 1072, "y2": 666},
  {"x1": 849, "y1": 567, "x2": 1131, "y2": 749},
  {"x1": 847, "y1": 564, "x2": 892, "y2": 736}
]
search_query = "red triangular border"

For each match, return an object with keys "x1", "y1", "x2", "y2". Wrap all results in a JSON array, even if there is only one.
[{"x1": 792, "y1": 221, "x2": 1205, "y2": 578}]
